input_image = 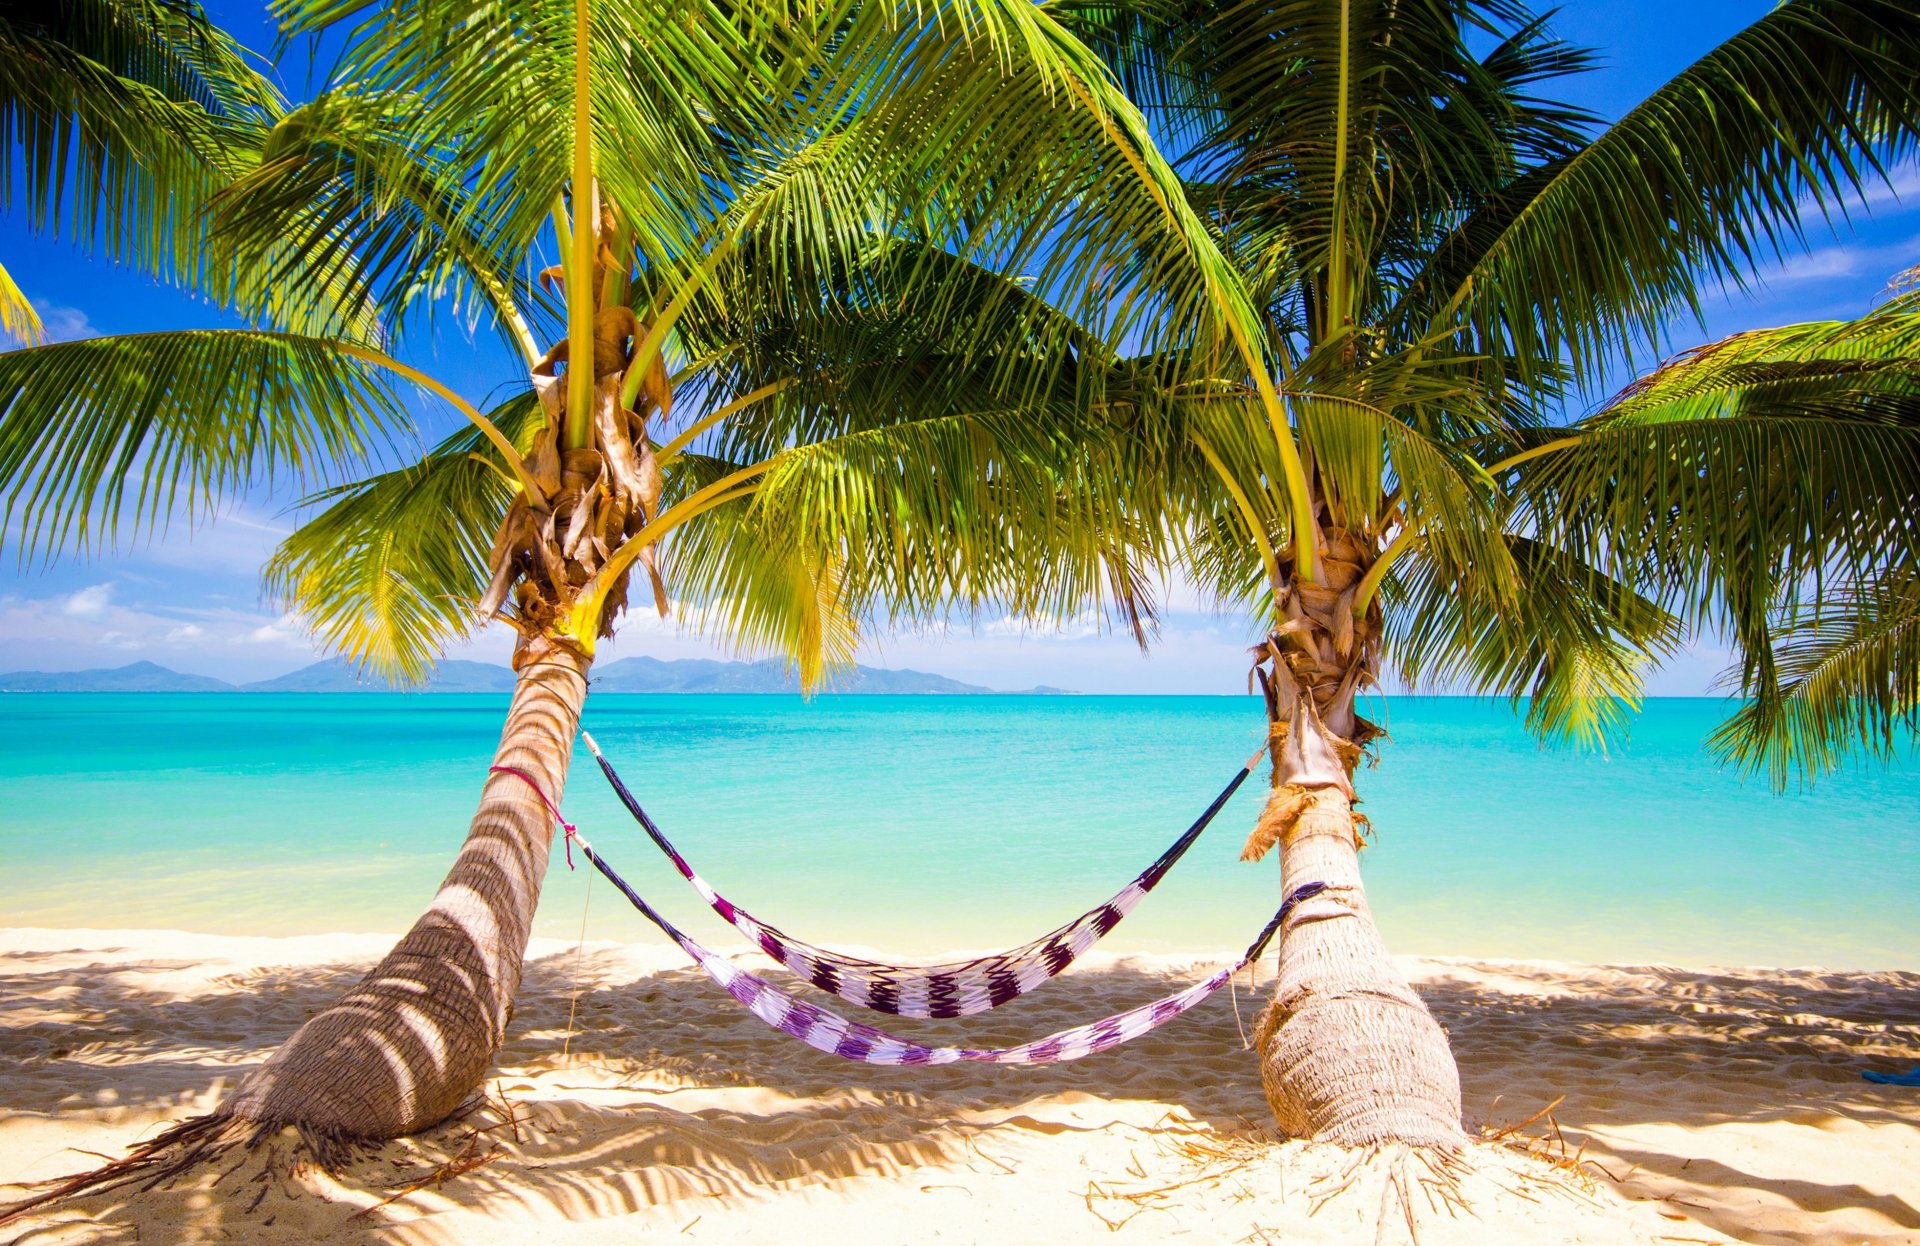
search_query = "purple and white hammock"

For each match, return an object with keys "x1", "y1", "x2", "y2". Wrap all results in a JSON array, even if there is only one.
[
  {"x1": 571, "y1": 826, "x2": 1324, "y2": 1066},
  {"x1": 582, "y1": 732, "x2": 1264, "y2": 1019}
]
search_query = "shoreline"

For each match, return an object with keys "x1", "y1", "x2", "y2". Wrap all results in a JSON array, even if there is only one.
[
  {"x1": 3, "y1": 927, "x2": 1915, "y2": 1243},
  {"x1": 3, "y1": 922, "x2": 1911, "y2": 976}
]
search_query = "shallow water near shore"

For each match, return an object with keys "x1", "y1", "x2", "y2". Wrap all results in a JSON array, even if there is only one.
[{"x1": 2, "y1": 693, "x2": 1915, "y2": 967}]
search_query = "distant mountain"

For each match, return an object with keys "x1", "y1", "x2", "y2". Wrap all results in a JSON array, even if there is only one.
[
  {"x1": 416, "y1": 661, "x2": 522, "y2": 692},
  {"x1": 1, "y1": 657, "x2": 1071, "y2": 695},
  {"x1": 0, "y1": 661, "x2": 234, "y2": 693},
  {"x1": 246, "y1": 656, "x2": 1003, "y2": 693},
  {"x1": 240, "y1": 658, "x2": 516, "y2": 693}
]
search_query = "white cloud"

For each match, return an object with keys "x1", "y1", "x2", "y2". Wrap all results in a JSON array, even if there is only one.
[
  {"x1": 854, "y1": 609, "x2": 1267, "y2": 695},
  {"x1": 117, "y1": 505, "x2": 293, "y2": 577},
  {"x1": 28, "y1": 299, "x2": 98, "y2": 343},
  {"x1": 1742, "y1": 233, "x2": 1918, "y2": 293},
  {"x1": 1770, "y1": 246, "x2": 1870, "y2": 285},
  {"x1": 981, "y1": 609, "x2": 1105, "y2": 640},
  {"x1": 1796, "y1": 160, "x2": 1920, "y2": 221},
  {"x1": 0, "y1": 590, "x2": 326, "y2": 678},
  {"x1": 1859, "y1": 163, "x2": 1920, "y2": 214},
  {"x1": 241, "y1": 611, "x2": 310, "y2": 647},
  {"x1": 60, "y1": 582, "x2": 114, "y2": 619}
]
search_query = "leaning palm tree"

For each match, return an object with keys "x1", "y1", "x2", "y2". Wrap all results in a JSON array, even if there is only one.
[
  {"x1": 1053, "y1": 0, "x2": 1920, "y2": 1146},
  {"x1": 0, "y1": 0, "x2": 1276, "y2": 1180}
]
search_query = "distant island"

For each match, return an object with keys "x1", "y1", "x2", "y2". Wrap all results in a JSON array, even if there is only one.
[{"x1": 0, "y1": 658, "x2": 1074, "y2": 695}]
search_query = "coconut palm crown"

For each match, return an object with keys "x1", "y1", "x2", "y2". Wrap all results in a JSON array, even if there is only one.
[
  {"x1": 1045, "y1": 0, "x2": 1920, "y2": 1145},
  {"x1": 0, "y1": 0, "x2": 1301, "y2": 1155}
]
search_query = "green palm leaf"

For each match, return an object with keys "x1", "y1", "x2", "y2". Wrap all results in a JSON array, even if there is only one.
[
  {"x1": 1535, "y1": 287, "x2": 1920, "y2": 779},
  {"x1": 1710, "y1": 568, "x2": 1920, "y2": 784},
  {"x1": 1386, "y1": 534, "x2": 1681, "y2": 748},
  {"x1": 263, "y1": 395, "x2": 541, "y2": 682},
  {"x1": 207, "y1": 88, "x2": 542, "y2": 356},
  {"x1": 0, "y1": 0, "x2": 280, "y2": 288},
  {"x1": 1460, "y1": 0, "x2": 1920, "y2": 382},
  {"x1": 0, "y1": 331, "x2": 404, "y2": 562}
]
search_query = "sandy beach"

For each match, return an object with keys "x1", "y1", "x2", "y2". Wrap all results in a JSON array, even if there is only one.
[{"x1": 0, "y1": 928, "x2": 1914, "y2": 1244}]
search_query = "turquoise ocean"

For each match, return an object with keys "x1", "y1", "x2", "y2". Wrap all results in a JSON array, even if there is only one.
[{"x1": 1, "y1": 694, "x2": 1915, "y2": 968}]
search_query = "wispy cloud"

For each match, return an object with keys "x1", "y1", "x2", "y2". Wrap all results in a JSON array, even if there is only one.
[
  {"x1": 59, "y1": 582, "x2": 114, "y2": 619},
  {"x1": 28, "y1": 299, "x2": 97, "y2": 343},
  {"x1": 982, "y1": 610, "x2": 1105, "y2": 640},
  {"x1": 1795, "y1": 160, "x2": 1920, "y2": 222},
  {"x1": 0, "y1": 590, "x2": 323, "y2": 675},
  {"x1": 243, "y1": 611, "x2": 309, "y2": 646},
  {"x1": 1701, "y1": 233, "x2": 1920, "y2": 322},
  {"x1": 1768, "y1": 234, "x2": 1918, "y2": 289}
]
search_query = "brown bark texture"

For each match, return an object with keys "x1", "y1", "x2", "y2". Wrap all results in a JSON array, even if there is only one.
[
  {"x1": 0, "y1": 202, "x2": 667, "y2": 1238},
  {"x1": 1243, "y1": 526, "x2": 1466, "y2": 1148},
  {"x1": 487, "y1": 197, "x2": 669, "y2": 636},
  {"x1": 220, "y1": 644, "x2": 592, "y2": 1137}
]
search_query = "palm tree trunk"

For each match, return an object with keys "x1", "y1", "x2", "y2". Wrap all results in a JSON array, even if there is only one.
[
  {"x1": 1242, "y1": 520, "x2": 1466, "y2": 1147},
  {"x1": 1248, "y1": 672, "x2": 1465, "y2": 1147},
  {"x1": 221, "y1": 644, "x2": 591, "y2": 1139}
]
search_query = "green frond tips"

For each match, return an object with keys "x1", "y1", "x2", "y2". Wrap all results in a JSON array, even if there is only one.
[
  {"x1": 1380, "y1": 532, "x2": 1680, "y2": 752},
  {"x1": 1044, "y1": 0, "x2": 1920, "y2": 762},
  {"x1": 0, "y1": 331, "x2": 406, "y2": 565},
  {"x1": 264, "y1": 396, "x2": 543, "y2": 686},
  {"x1": 1458, "y1": 0, "x2": 1920, "y2": 387},
  {"x1": 1709, "y1": 568, "x2": 1920, "y2": 787},
  {"x1": 0, "y1": 0, "x2": 287, "y2": 296},
  {"x1": 16, "y1": 0, "x2": 1911, "y2": 778},
  {"x1": 1539, "y1": 289, "x2": 1920, "y2": 785},
  {"x1": 214, "y1": 0, "x2": 1274, "y2": 681}
]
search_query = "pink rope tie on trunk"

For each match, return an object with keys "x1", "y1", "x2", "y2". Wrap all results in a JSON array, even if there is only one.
[{"x1": 490, "y1": 765, "x2": 579, "y2": 869}]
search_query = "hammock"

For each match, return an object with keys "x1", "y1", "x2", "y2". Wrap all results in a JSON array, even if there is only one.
[
  {"x1": 574, "y1": 827, "x2": 1325, "y2": 1066},
  {"x1": 582, "y1": 731, "x2": 1263, "y2": 1018}
]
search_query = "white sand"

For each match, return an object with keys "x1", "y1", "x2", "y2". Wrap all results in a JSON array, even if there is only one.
[{"x1": 1, "y1": 927, "x2": 1915, "y2": 1244}]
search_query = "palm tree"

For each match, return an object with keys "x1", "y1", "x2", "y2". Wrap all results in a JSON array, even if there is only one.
[
  {"x1": 0, "y1": 0, "x2": 1277, "y2": 1163},
  {"x1": 1051, "y1": 0, "x2": 1920, "y2": 1146}
]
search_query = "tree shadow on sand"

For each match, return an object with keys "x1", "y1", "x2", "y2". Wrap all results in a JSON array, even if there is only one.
[
  {"x1": 2, "y1": 944, "x2": 1916, "y2": 1244},
  {"x1": 1421, "y1": 960, "x2": 1920, "y2": 1245}
]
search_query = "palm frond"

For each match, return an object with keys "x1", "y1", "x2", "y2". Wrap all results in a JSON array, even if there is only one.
[
  {"x1": 207, "y1": 87, "x2": 541, "y2": 355},
  {"x1": 655, "y1": 474, "x2": 862, "y2": 691},
  {"x1": 1524, "y1": 309, "x2": 1920, "y2": 681},
  {"x1": 262, "y1": 394, "x2": 541, "y2": 682},
  {"x1": 1710, "y1": 567, "x2": 1920, "y2": 785},
  {"x1": 0, "y1": 330, "x2": 404, "y2": 562},
  {"x1": 0, "y1": 0, "x2": 281, "y2": 287},
  {"x1": 1386, "y1": 534, "x2": 1681, "y2": 749},
  {"x1": 1461, "y1": 0, "x2": 1920, "y2": 383}
]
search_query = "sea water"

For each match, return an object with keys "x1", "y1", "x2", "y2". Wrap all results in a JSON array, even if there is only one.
[{"x1": 1, "y1": 694, "x2": 1914, "y2": 968}]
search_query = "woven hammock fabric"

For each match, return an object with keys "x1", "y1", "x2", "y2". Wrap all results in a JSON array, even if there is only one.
[
  {"x1": 583, "y1": 732, "x2": 1262, "y2": 1019},
  {"x1": 579, "y1": 835, "x2": 1323, "y2": 1066}
]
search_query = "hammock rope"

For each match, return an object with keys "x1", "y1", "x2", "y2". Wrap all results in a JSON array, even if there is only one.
[
  {"x1": 582, "y1": 731, "x2": 1265, "y2": 1019},
  {"x1": 570, "y1": 820, "x2": 1323, "y2": 1066}
]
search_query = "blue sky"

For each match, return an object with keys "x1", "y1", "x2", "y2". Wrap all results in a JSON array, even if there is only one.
[{"x1": 2, "y1": 1, "x2": 1915, "y2": 693}]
